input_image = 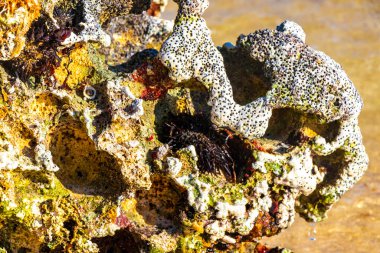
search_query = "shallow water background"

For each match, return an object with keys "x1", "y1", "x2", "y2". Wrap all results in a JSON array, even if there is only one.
[{"x1": 163, "y1": 1, "x2": 380, "y2": 252}]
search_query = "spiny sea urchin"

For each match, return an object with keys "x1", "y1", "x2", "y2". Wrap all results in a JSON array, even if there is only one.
[{"x1": 163, "y1": 114, "x2": 235, "y2": 181}]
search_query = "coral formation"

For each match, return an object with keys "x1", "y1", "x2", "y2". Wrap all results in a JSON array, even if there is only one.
[
  {"x1": 62, "y1": 0, "x2": 151, "y2": 47},
  {"x1": 0, "y1": 0, "x2": 368, "y2": 252},
  {"x1": 160, "y1": 0, "x2": 368, "y2": 222}
]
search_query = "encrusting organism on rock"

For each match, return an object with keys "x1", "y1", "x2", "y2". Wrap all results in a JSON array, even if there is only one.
[
  {"x1": 159, "y1": 0, "x2": 368, "y2": 223},
  {"x1": 1, "y1": 0, "x2": 153, "y2": 84},
  {"x1": 62, "y1": 0, "x2": 151, "y2": 46},
  {"x1": 0, "y1": 0, "x2": 369, "y2": 251},
  {"x1": 162, "y1": 114, "x2": 236, "y2": 182}
]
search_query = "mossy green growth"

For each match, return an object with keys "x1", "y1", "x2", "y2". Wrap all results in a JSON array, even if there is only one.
[
  {"x1": 265, "y1": 161, "x2": 283, "y2": 175},
  {"x1": 213, "y1": 183, "x2": 245, "y2": 204},
  {"x1": 0, "y1": 169, "x2": 118, "y2": 251},
  {"x1": 299, "y1": 192, "x2": 337, "y2": 222},
  {"x1": 271, "y1": 184, "x2": 287, "y2": 196},
  {"x1": 176, "y1": 147, "x2": 198, "y2": 177},
  {"x1": 320, "y1": 192, "x2": 337, "y2": 206},
  {"x1": 176, "y1": 15, "x2": 201, "y2": 25},
  {"x1": 177, "y1": 234, "x2": 204, "y2": 252},
  {"x1": 150, "y1": 247, "x2": 166, "y2": 253}
]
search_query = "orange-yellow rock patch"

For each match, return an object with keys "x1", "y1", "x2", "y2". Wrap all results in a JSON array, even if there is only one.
[
  {"x1": 54, "y1": 45, "x2": 95, "y2": 89},
  {"x1": 0, "y1": 0, "x2": 41, "y2": 59}
]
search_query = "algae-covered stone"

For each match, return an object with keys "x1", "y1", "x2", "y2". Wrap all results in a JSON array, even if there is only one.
[
  {"x1": 101, "y1": 13, "x2": 173, "y2": 66},
  {"x1": 0, "y1": 0, "x2": 369, "y2": 252},
  {"x1": 159, "y1": 0, "x2": 368, "y2": 227},
  {"x1": 0, "y1": 0, "x2": 41, "y2": 60}
]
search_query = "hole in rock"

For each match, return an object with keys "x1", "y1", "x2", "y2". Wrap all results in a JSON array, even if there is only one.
[
  {"x1": 135, "y1": 174, "x2": 183, "y2": 230},
  {"x1": 109, "y1": 49, "x2": 159, "y2": 74},
  {"x1": 158, "y1": 114, "x2": 254, "y2": 182},
  {"x1": 220, "y1": 47, "x2": 271, "y2": 105},
  {"x1": 48, "y1": 119, "x2": 126, "y2": 197},
  {"x1": 296, "y1": 149, "x2": 346, "y2": 215},
  {"x1": 264, "y1": 108, "x2": 340, "y2": 144},
  {"x1": 92, "y1": 229, "x2": 148, "y2": 253},
  {"x1": 313, "y1": 149, "x2": 347, "y2": 186},
  {"x1": 17, "y1": 248, "x2": 31, "y2": 253},
  {"x1": 63, "y1": 218, "x2": 77, "y2": 240},
  {"x1": 39, "y1": 244, "x2": 64, "y2": 253}
]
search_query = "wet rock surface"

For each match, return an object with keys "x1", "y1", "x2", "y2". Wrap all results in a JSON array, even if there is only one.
[{"x1": 0, "y1": 0, "x2": 367, "y2": 252}]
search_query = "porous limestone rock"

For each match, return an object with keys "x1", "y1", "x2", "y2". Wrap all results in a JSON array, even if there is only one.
[
  {"x1": 0, "y1": 0, "x2": 41, "y2": 60},
  {"x1": 62, "y1": 0, "x2": 151, "y2": 47},
  {"x1": 0, "y1": 0, "x2": 368, "y2": 252},
  {"x1": 159, "y1": 0, "x2": 368, "y2": 224},
  {"x1": 102, "y1": 12, "x2": 173, "y2": 66}
]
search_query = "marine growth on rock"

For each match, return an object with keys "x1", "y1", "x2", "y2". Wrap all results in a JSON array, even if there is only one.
[{"x1": 0, "y1": 0, "x2": 368, "y2": 252}]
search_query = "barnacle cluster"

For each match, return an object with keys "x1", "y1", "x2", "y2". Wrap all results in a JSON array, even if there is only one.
[
  {"x1": 0, "y1": 0, "x2": 368, "y2": 252},
  {"x1": 62, "y1": 0, "x2": 151, "y2": 47},
  {"x1": 160, "y1": 0, "x2": 368, "y2": 224}
]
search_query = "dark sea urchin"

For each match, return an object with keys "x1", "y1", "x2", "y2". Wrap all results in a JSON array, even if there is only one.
[{"x1": 162, "y1": 114, "x2": 254, "y2": 182}]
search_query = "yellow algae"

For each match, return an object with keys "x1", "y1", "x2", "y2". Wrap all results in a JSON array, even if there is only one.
[
  {"x1": 54, "y1": 45, "x2": 96, "y2": 89},
  {"x1": 113, "y1": 30, "x2": 140, "y2": 46},
  {"x1": 145, "y1": 41, "x2": 164, "y2": 51},
  {"x1": 0, "y1": 0, "x2": 41, "y2": 60},
  {"x1": 175, "y1": 96, "x2": 194, "y2": 115},
  {"x1": 0, "y1": 110, "x2": 35, "y2": 158},
  {"x1": 191, "y1": 221, "x2": 204, "y2": 234},
  {"x1": 47, "y1": 119, "x2": 126, "y2": 196},
  {"x1": 300, "y1": 127, "x2": 318, "y2": 139},
  {"x1": 0, "y1": 107, "x2": 7, "y2": 120},
  {"x1": 1, "y1": 87, "x2": 8, "y2": 103},
  {"x1": 30, "y1": 93, "x2": 60, "y2": 122},
  {"x1": 124, "y1": 80, "x2": 146, "y2": 97},
  {"x1": 120, "y1": 198, "x2": 146, "y2": 226},
  {"x1": 104, "y1": 118, "x2": 140, "y2": 144}
]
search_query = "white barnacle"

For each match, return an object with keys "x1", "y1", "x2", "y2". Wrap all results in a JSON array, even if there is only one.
[
  {"x1": 276, "y1": 147, "x2": 323, "y2": 195},
  {"x1": 166, "y1": 157, "x2": 183, "y2": 177},
  {"x1": 205, "y1": 220, "x2": 227, "y2": 240},
  {"x1": 176, "y1": 175, "x2": 211, "y2": 213},
  {"x1": 106, "y1": 79, "x2": 144, "y2": 120},
  {"x1": 34, "y1": 143, "x2": 59, "y2": 172},
  {"x1": 0, "y1": 140, "x2": 19, "y2": 170},
  {"x1": 83, "y1": 107, "x2": 96, "y2": 136}
]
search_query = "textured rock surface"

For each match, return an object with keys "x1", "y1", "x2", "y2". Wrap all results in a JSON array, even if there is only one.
[
  {"x1": 101, "y1": 13, "x2": 173, "y2": 66},
  {"x1": 160, "y1": 0, "x2": 368, "y2": 224},
  {"x1": 0, "y1": 0, "x2": 41, "y2": 60},
  {"x1": 0, "y1": 0, "x2": 368, "y2": 252}
]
